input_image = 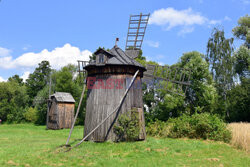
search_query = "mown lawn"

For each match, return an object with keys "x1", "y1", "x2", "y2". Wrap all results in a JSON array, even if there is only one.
[{"x1": 0, "y1": 124, "x2": 249, "y2": 167}]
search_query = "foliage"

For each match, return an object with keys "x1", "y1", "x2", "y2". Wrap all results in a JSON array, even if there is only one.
[
  {"x1": 114, "y1": 109, "x2": 140, "y2": 141},
  {"x1": 1, "y1": 124, "x2": 249, "y2": 167},
  {"x1": 227, "y1": 78, "x2": 250, "y2": 122},
  {"x1": 0, "y1": 81, "x2": 28, "y2": 123},
  {"x1": 178, "y1": 51, "x2": 219, "y2": 115},
  {"x1": 7, "y1": 75, "x2": 24, "y2": 86},
  {"x1": 24, "y1": 107, "x2": 38, "y2": 123},
  {"x1": 147, "y1": 113, "x2": 231, "y2": 143},
  {"x1": 34, "y1": 86, "x2": 49, "y2": 125},
  {"x1": 232, "y1": 14, "x2": 250, "y2": 47},
  {"x1": 170, "y1": 113, "x2": 232, "y2": 142},
  {"x1": 146, "y1": 120, "x2": 171, "y2": 137},
  {"x1": 26, "y1": 61, "x2": 51, "y2": 104},
  {"x1": 136, "y1": 49, "x2": 146, "y2": 61},
  {"x1": 206, "y1": 28, "x2": 235, "y2": 94},
  {"x1": 54, "y1": 64, "x2": 86, "y2": 125},
  {"x1": 234, "y1": 45, "x2": 250, "y2": 79},
  {"x1": 206, "y1": 28, "x2": 235, "y2": 118}
]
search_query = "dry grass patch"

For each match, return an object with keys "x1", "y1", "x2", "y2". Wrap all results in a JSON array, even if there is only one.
[{"x1": 228, "y1": 122, "x2": 250, "y2": 152}]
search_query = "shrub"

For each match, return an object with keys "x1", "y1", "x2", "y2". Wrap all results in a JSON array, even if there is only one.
[
  {"x1": 24, "y1": 107, "x2": 38, "y2": 123},
  {"x1": 147, "y1": 113, "x2": 232, "y2": 143},
  {"x1": 114, "y1": 109, "x2": 140, "y2": 142},
  {"x1": 146, "y1": 120, "x2": 171, "y2": 137}
]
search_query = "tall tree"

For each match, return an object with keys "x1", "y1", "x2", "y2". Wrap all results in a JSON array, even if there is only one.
[
  {"x1": 234, "y1": 45, "x2": 250, "y2": 79},
  {"x1": 8, "y1": 75, "x2": 24, "y2": 86},
  {"x1": 26, "y1": 61, "x2": 51, "y2": 103},
  {"x1": 232, "y1": 15, "x2": 250, "y2": 48},
  {"x1": 0, "y1": 81, "x2": 28, "y2": 122},
  {"x1": 206, "y1": 28, "x2": 234, "y2": 117},
  {"x1": 178, "y1": 51, "x2": 218, "y2": 115}
]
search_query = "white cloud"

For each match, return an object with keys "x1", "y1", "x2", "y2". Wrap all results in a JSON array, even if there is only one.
[
  {"x1": 145, "y1": 40, "x2": 160, "y2": 48},
  {"x1": 0, "y1": 43, "x2": 91, "y2": 70},
  {"x1": 0, "y1": 47, "x2": 11, "y2": 57},
  {"x1": 178, "y1": 27, "x2": 195, "y2": 36},
  {"x1": 209, "y1": 20, "x2": 221, "y2": 25},
  {"x1": 149, "y1": 8, "x2": 207, "y2": 29},
  {"x1": 20, "y1": 71, "x2": 30, "y2": 82},
  {"x1": 149, "y1": 8, "x2": 221, "y2": 35},
  {"x1": 0, "y1": 76, "x2": 6, "y2": 82},
  {"x1": 224, "y1": 16, "x2": 232, "y2": 21}
]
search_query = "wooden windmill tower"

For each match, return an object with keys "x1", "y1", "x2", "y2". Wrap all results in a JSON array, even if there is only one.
[{"x1": 65, "y1": 13, "x2": 191, "y2": 150}]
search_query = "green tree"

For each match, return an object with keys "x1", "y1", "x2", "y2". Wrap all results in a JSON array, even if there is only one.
[
  {"x1": 0, "y1": 81, "x2": 28, "y2": 123},
  {"x1": 8, "y1": 75, "x2": 24, "y2": 86},
  {"x1": 26, "y1": 61, "x2": 51, "y2": 104},
  {"x1": 34, "y1": 85, "x2": 49, "y2": 125},
  {"x1": 227, "y1": 78, "x2": 250, "y2": 122},
  {"x1": 234, "y1": 45, "x2": 250, "y2": 79},
  {"x1": 232, "y1": 15, "x2": 250, "y2": 47},
  {"x1": 54, "y1": 64, "x2": 86, "y2": 125},
  {"x1": 178, "y1": 51, "x2": 219, "y2": 116},
  {"x1": 206, "y1": 28, "x2": 234, "y2": 117}
]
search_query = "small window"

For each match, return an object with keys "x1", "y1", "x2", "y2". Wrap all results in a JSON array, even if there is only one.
[{"x1": 99, "y1": 54, "x2": 104, "y2": 63}]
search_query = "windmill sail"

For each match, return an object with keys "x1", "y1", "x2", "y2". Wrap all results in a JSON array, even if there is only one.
[
  {"x1": 125, "y1": 13, "x2": 150, "y2": 59},
  {"x1": 143, "y1": 64, "x2": 192, "y2": 96}
]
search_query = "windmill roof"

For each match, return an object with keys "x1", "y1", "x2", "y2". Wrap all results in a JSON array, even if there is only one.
[
  {"x1": 86, "y1": 46, "x2": 146, "y2": 70},
  {"x1": 50, "y1": 92, "x2": 75, "y2": 103}
]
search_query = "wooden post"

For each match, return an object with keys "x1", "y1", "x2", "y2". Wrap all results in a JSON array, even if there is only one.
[{"x1": 66, "y1": 82, "x2": 86, "y2": 145}]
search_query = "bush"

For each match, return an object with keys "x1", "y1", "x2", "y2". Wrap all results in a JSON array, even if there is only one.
[
  {"x1": 147, "y1": 113, "x2": 232, "y2": 143},
  {"x1": 114, "y1": 110, "x2": 140, "y2": 142},
  {"x1": 146, "y1": 120, "x2": 171, "y2": 137},
  {"x1": 24, "y1": 107, "x2": 38, "y2": 123}
]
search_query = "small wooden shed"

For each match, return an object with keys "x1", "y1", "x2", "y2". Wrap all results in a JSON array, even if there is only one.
[
  {"x1": 84, "y1": 45, "x2": 146, "y2": 142},
  {"x1": 47, "y1": 92, "x2": 75, "y2": 130}
]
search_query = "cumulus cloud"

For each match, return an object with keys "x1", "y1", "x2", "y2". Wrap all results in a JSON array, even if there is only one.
[
  {"x1": 149, "y1": 8, "x2": 221, "y2": 35},
  {"x1": 0, "y1": 47, "x2": 11, "y2": 57},
  {"x1": 20, "y1": 71, "x2": 30, "y2": 82},
  {"x1": 0, "y1": 76, "x2": 6, "y2": 82},
  {"x1": 0, "y1": 43, "x2": 92, "y2": 70},
  {"x1": 145, "y1": 40, "x2": 160, "y2": 48}
]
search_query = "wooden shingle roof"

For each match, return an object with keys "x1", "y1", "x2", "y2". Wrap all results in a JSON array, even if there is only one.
[
  {"x1": 50, "y1": 92, "x2": 75, "y2": 103},
  {"x1": 86, "y1": 46, "x2": 146, "y2": 70}
]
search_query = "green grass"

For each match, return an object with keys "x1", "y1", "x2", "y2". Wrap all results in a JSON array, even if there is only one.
[{"x1": 0, "y1": 124, "x2": 249, "y2": 167}]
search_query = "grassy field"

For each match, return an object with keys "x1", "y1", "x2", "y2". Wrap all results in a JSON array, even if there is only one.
[
  {"x1": 229, "y1": 123, "x2": 250, "y2": 152},
  {"x1": 0, "y1": 124, "x2": 249, "y2": 167}
]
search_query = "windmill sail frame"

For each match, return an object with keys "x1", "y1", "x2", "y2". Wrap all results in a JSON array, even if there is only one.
[
  {"x1": 125, "y1": 13, "x2": 150, "y2": 58},
  {"x1": 143, "y1": 64, "x2": 192, "y2": 96}
]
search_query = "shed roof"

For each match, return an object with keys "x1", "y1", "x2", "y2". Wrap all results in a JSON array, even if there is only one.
[
  {"x1": 50, "y1": 92, "x2": 75, "y2": 103},
  {"x1": 87, "y1": 46, "x2": 146, "y2": 70}
]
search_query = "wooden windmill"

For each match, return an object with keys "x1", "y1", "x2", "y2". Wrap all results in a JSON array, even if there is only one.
[
  {"x1": 65, "y1": 13, "x2": 150, "y2": 150},
  {"x1": 64, "y1": 13, "x2": 192, "y2": 151}
]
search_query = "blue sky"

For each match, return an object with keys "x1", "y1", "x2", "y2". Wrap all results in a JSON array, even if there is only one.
[{"x1": 0, "y1": 0, "x2": 249, "y2": 81}]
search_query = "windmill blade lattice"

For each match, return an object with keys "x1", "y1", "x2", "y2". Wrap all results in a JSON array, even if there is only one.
[
  {"x1": 77, "y1": 60, "x2": 89, "y2": 83},
  {"x1": 125, "y1": 13, "x2": 150, "y2": 59},
  {"x1": 143, "y1": 64, "x2": 192, "y2": 96}
]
